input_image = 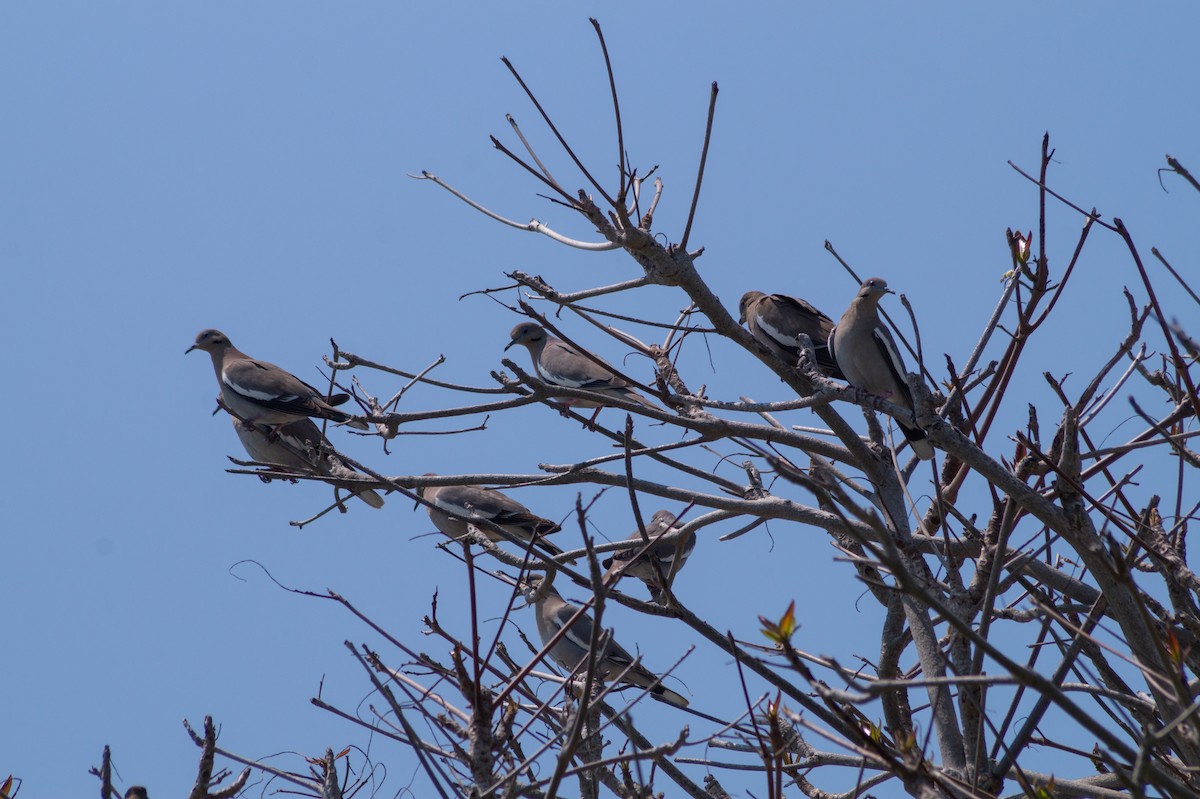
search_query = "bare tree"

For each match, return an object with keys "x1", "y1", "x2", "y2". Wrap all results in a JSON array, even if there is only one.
[{"x1": 153, "y1": 19, "x2": 1200, "y2": 799}]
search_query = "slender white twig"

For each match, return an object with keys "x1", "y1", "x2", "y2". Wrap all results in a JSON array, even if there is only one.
[
  {"x1": 411, "y1": 171, "x2": 619, "y2": 250},
  {"x1": 507, "y1": 114, "x2": 561, "y2": 190},
  {"x1": 525, "y1": 276, "x2": 649, "y2": 304}
]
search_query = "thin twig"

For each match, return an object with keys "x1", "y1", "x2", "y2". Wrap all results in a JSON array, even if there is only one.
[{"x1": 679, "y1": 82, "x2": 718, "y2": 253}]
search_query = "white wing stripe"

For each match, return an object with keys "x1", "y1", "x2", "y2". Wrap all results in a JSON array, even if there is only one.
[
  {"x1": 224, "y1": 374, "x2": 297, "y2": 402},
  {"x1": 563, "y1": 626, "x2": 593, "y2": 652},
  {"x1": 538, "y1": 365, "x2": 590, "y2": 388},
  {"x1": 758, "y1": 318, "x2": 795, "y2": 349},
  {"x1": 431, "y1": 497, "x2": 486, "y2": 519}
]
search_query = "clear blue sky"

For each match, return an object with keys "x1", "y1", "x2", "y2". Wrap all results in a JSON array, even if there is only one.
[{"x1": 4, "y1": 3, "x2": 1199, "y2": 797}]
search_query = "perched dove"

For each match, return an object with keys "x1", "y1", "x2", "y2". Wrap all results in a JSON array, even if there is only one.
[
  {"x1": 417, "y1": 476, "x2": 566, "y2": 558},
  {"x1": 505, "y1": 322, "x2": 659, "y2": 423},
  {"x1": 739, "y1": 291, "x2": 845, "y2": 379},
  {"x1": 187, "y1": 329, "x2": 367, "y2": 430},
  {"x1": 233, "y1": 417, "x2": 384, "y2": 508},
  {"x1": 530, "y1": 580, "x2": 688, "y2": 707},
  {"x1": 602, "y1": 510, "x2": 695, "y2": 602},
  {"x1": 828, "y1": 278, "x2": 933, "y2": 460}
]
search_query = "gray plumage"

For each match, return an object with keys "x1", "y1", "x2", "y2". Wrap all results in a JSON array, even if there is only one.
[
  {"x1": 417, "y1": 476, "x2": 565, "y2": 558},
  {"x1": 233, "y1": 417, "x2": 384, "y2": 508},
  {"x1": 739, "y1": 291, "x2": 845, "y2": 379},
  {"x1": 125, "y1": 789, "x2": 149, "y2": 799},
  {"x1": 601, "y1": 510, "x2": 696, "y2": 602},
  {"x1": 505, "y1": 323, "x2": 659, "y2": 417},
  {"x1": 828, "y1": 278, "x2": 934, "y2": 460},
  {"x1": 531, "y1": 582, "x2": 688, "y2": 708},
  {"x1": 187, "y1": 329, "x2": 368, "y2": 430}
]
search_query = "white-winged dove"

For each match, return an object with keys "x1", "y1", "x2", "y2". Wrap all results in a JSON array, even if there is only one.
[
  {"x1": 233, "y1": 417, "x2": 385, "y2": 508},
  {"x1": 739, "y1": 291, "x2": 845, "y2": 379},
  {"x1": 828, "y1": 278, "x2": 934, "y2": 460},
  {"x1": 530, "y1": 580, "x2": 688, "y2": 708},
  {"x1": 505, "y1": 323, "x2": 659, "y2": 423},
  {"x1": 187, "y1": 329, "x2": 368, "y2": 430},
  {"x1": 602, "y1": 510, "x2": 696, "y2": 602},
  {"x1": 417, "y1": 475, "x2": 566, "y2": 558}
]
